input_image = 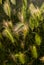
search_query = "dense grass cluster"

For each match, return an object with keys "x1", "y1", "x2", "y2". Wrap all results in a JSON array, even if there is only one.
[{"x1": 0, "y1": 0, "x2": 44, "y2": 65}]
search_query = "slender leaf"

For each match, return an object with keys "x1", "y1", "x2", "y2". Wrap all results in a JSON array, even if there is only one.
[{"x1": 35, "y1": 33, "x2": 41, "y2": 46}]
